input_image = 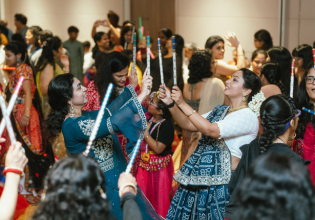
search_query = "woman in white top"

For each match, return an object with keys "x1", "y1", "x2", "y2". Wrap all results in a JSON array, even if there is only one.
[{"x1": 159, "y1": 68, "x2": 261, "y2": 220}]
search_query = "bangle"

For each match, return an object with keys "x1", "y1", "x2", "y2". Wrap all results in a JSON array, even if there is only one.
[
  {"x1": 187, "y1": 110, "x2": 196, "y2": 118},
  {"x1": 3, "y1": 167, "x2": 24, "y2": 176},
  {"x1": 24, "y1": 114, "x2": 30, "y2": 118},
  {"x1": 166, "y1": 101, "x2": 175, "y2": 108},
  {"x1": 119, "y1": 183, "x2": 137, "y2": 197}
]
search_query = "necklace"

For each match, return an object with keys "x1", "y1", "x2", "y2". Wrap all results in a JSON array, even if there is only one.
[
  {"x1": 228, "y1": 105, "x2": 248, "y2": 113},
  {"x1": 276, "y1": 137, "x2": 286, "y2": 144}
]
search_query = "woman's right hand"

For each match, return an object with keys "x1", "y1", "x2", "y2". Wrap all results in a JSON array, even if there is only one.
[
  {"x1": 158, "y1": 84, "x2": 173, "y2": 105},
  {"x1": 140, "y1": 69, "x2": 152, "y2": 97},
  {"x1": 118, "y1": 172, "x2": 137, "y2": 196},
  {"x1": 225, "y1": 32, "x2": 240, "y2": 48},
  {"x1": 5, "y1": 142, "x2": 28, "y2": 171}
]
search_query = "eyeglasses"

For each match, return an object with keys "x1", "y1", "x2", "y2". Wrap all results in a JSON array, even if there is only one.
[
  {"x1": 293, "y1": 57, "x2": 302, "y2": 61},
  {"x1": 306, "y1": 76, "x2": 315, "y2": 84},
  {"x1": 150, "y1": 101, "x2": 159, "y2": 109},
  {"x1": 278, "y1": 109, "x2": 301, "y2": 135}
]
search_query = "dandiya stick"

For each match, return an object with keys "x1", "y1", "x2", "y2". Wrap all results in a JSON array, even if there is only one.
[
  {"x1": 158, "y1": 38, "x2": 164, "y2": 85},
  {"x1": 132, "y1": 32, "x2": 136, "y2": 70},
  {"x1": 0, "y1": 76, "x2": 25, "y2": 138},
  {"x1": 172, "y1": 36, "x2": 177, "y2": 86},
  {"x1": 146, "y1": 32, "x2": 150, "y2": 76},
  {"x1": 302, "y1": 107, "x2": 315, "y2": 115},
  {"x1": 0, "y1": 96, "x2": 16, "y2": 145},
  {"x1": 290, "y1": 61, "x2": 294, "y2": 98},
  {"x1": 312, "y1": 49, "x2": 315, "y2": 68},
  {"x1": 83, "y1": 83, "x2": 114, "y2": 156},
  {"x1": 125, "y1": 139, "x2": 142, "y2": 174}
]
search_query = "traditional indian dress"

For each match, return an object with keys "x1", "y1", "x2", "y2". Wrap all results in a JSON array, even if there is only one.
[
  {"x1": 293, "y1": 122, "x2": 315, "y2": 185},
  {"x1": 35, "y1": 62, "x2": 66, "y2": 159},
  {"x1": 63, "y1": 85, "x2": 163, "y2": 220},
  {"x1": 166, "y1": 105, "x2": 258, "y2": 220},
  {"x1": 136, "y1": 118, "x2": 174, "y2": 217},
  {"x1": 3, "y1": 63, "x2": 54, "y2": 203},
  {"x1": 82, "y1": 79, "x2": 144, "y2": 175}
]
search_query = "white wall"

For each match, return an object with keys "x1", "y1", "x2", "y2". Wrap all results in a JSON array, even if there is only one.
[
  {"x1": 3, "y1": 0, "x2": 124, "y2": 45},
  {"x1": 284, "y1": 0, "x2": 315, "y2": 53},
  {"x1": 175, "y1": 0, "x2": 280, "y2": 62}
]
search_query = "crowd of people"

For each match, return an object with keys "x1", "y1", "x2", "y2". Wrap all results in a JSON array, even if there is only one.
[{"x1": 0, "y1": 10, "x2": 315, "y2": 220}]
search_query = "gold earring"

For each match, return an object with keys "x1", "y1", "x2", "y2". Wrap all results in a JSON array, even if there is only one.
[
  {"x1": 69, "y1": 103, "x2": 75, "y2": 116},
  {"x1": 16, "y1": 58, "x2": 21, "y2": 66},
  {"x1": 288, "y1": 132, "x2": 296, "y2": 141},
  {"x1": 242, "y1": 95, "x2": 246, "y2": 102}
]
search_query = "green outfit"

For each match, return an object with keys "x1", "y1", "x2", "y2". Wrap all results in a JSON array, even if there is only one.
[{"x1": 63, "y1": 39, "x2": 84, "y2": 83}]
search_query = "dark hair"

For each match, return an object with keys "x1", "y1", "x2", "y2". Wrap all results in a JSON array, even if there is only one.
[
  {"x1": 44, "y1": 74, "x2": 74, "y2": 142},
  {"x1": 94, "y1": 52, "x2": 107, "y2": 70},
  {"x1": 251, "y1": 49, "x2": 267, "y2": 62},
  {"x1": 259, "y1": 94, "x2": 296, "y2": 153},
  {"x1": 4, "y1": 41, "x2": 30, "y2": 66},
  {"x1": 122, "y1": 20, "x2": 133, "y2": 27},
  {"x1": 11, "y1": 33, "x2": 27, "y2": 48},
  {"x1": 260, "y1": 62, "x2": 286, "y2": 94},
  {"x1": 159, "y1": 28, "x2": 173, "y2": 39},
  {"x1": 175, "y1": 34, "x2": 184, "y2": 57},
  {"x1": 120, "y1": 26, "x2": 138, "y2": 50},
  {"x1": 254, "y1": 29, "x2": 273, "y2": 51},
  {"x1": 235, "y1": 153, "x2": 315, "y2": 220},
  {"x1": 68, "y1": 26, "x2": 79, "y2": 33},
  {"x1": 36, "y1": 36, "x2": 62, "y2": 73},
  {"x1": 14, "y1": 13, "x2": 27, "y2": 25},
  {"x1": 32, "y1": 154, "x2": 114, "y2": 220},
  {"x1": 296, "y1": 63, "x2": 315, "y2": 139},
  {"x1": 27, "y1": 26, "x2": 42, "y2": 47},
  {"x1": 95, "y1": 52, "x2": 130, "y2": 104},
  {"x1": 156, "y1": 99, "x2": 172, "y2": 119},
  {"x1": 241, "y1": 68, "x2": 262, "y2": 103},
  {"x1": 38, "y1": 30, "x2": 53, "y2": 43},
  {"x1": 83, "y1": 41, "x2": 90, "y2": 48},
  {"x1": 204, "y1": 35, "x2": 224, "y2": 50},
  {"x1": 107, "y1": 11, "x2": 119, "y2": 24},
  {"x1": 188, "y1": 50, "x2": 213, "y2": 84},
  {"x1": 92, "y1": 32, "x2": 106, "y2": 59},
  {"x1": 292, "y1": 44, "x2": 313, "y2": 69},
  {"x1": 268, "y1": 46, "x2": 295, "y2": 96}
]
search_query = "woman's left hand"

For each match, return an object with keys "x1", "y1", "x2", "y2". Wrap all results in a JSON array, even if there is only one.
[
  {"x1": 129, "y1": 67, "x2": 139, "y2": 89},
  {"x1": 20, "y1": 115, "x2": 29, "y2": 127},
  {"x1": 140, "y1": 69, "x2": 152, "y2": 97},
  {"x1": 145, "y1": 121, "x2": 152, "y2": 134},
  {"x1": 60, "y1": 55, "x2": 70, "y2": 68},
  {"x1": 225, "y1": 32, "x2": 240, "y2": 48},
  {"x1": 171, "y1": 86, "x2": 184, "y2": 106}
]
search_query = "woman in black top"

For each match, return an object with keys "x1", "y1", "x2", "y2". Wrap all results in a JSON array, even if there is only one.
[
  {"x1": 225, "y1": 94, "x2": 309, "y2": 220},
  {"x1": 136, "y1": 92, "x2": 174, "y2": 218}
]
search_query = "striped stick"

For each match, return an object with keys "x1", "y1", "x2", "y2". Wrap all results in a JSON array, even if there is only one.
[
  {"x1": 0, "y1": 76, "x2": 25, "y2": 138},
  {"x1": 290, "y1": 61, "x2": 294, "y2": 98},
  {"x1": 132, "y1": 32, "x2": 136, "y2": 70},
  {"x1": 0, "y1": 96, "x2": 16, "y2": 145},
  {"x1": 125, "y1": 139, "x2": 142, "y2": 174},
  {"x1": 172, "y1": 36, "x2": 177, "y2": 86},
  {"x1": 83, "y1": 83, "x2": 114, "y2": 156},
  {"x1": 312, "y1": 48, "x2": 315, "y2": 68},
  {"x1": 158, "y1": 38, "x2": 164, "y2": 85},
  {"x1": 302, "y1": 107, "x2": 315, "y2": 115},
  {"x1": 146, "y1": 32, "x2": 150, "y2": 76}
]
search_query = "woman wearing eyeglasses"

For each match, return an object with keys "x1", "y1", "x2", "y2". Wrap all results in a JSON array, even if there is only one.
[
  {"x1": 294, "y1": 65, "x2": 315, "y2": 186},
  {"x1": 225, "y1": 94, "x2": 308, "y2": 220},
  {"x1": 136, "y1": 91, "x2": 174, "y2": 218}
]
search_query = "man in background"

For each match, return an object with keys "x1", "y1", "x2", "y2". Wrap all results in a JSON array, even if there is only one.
[{"x1": 14, "y1": 14, "x2": 28, "y2": 42}]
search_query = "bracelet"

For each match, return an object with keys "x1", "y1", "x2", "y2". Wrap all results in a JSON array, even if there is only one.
[
  {"x1": 187, "y1": 110, "x2": 196, "y2": 118},
  {"x1": 119, "y1": 183, "x2": 137, "y2": 197},
  {"x1": 24, "y1": 114, "x2": 30, "y2": 119},
  {"x1": 166, "y1": 101, "x2": 175, "y2": 108},
  {"x1": 3, "y1": 167, "x2": 24, "y2": 176}
]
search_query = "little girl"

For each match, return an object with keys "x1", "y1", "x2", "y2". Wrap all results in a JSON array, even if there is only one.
[{"x1": 136, "y1": 91, "x2": 174, "y2": 218}]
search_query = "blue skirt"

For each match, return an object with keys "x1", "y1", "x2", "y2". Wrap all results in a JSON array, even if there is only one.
[{"x1": 166, "y1": 184, "x2": 229, "y2": 220}]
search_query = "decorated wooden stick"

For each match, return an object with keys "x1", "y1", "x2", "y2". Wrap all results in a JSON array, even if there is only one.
[
  {"x1": 83, "y1": 83, "x2": 114, "y2": 156},
  {"x1": 312, "y1": 48, "x2": 315, "y2": 68},
  {"x1": 172, "y1": 36, "x2": 177, "y2": 86},
  {"x1": 158, "y1": 38, "x2": 164, "y2": 85},
  {"x1": 125, "y1": 139, "x2": 142, "y2": 174},
  {"x1": 302, "y1": 107, "x2": 315, "y2": 115},
  {"x1": 132, "y1": 32, "x2": 136, "y2": 70},
  {"x1": 0, "y1": 76, "x2": 25, "y2": 137},
  {"x1": 146, "y1": 32, "x2": 150, "y2": 76},
  {"x1": 0, "y1": 96, "x2": 16, "y2": 145},
  {"x1": 290, "y1": 61, "x2": 294, "y2": 98}
]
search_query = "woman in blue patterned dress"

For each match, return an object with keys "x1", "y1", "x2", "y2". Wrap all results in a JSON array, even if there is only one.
[
  {"x1": 44, "y1": 73, "x2": 163, "y2": 220},
  {"x1": 158, "y1": 68, "x2": 261, "y2": 220}
]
